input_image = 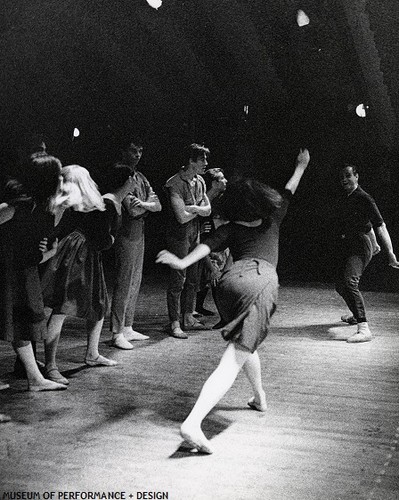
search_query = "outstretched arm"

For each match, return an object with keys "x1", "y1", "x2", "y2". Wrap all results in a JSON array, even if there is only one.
[
  {"x1": 375, "y1": 223, "x2": 399, "y2": 268},
  {"x1": 285, "y1": 148, "x2": 310, "y2": 195},
  {"x1": 156, "y1": 243, "x2": 211, "y2": 270}
]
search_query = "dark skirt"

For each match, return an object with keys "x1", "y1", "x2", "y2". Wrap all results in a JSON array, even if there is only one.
[
  {"x1": 215, "y1": 259, "x2": 278, "y2": 353},
  {"x1": 41, "y1": 230, "x2": 108, "y2": 321},
  {"x1": 0, "y1": 243, "x2": 47, "y2": 342}
]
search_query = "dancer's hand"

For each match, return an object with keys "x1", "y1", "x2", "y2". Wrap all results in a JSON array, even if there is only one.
[
  {"x1": 39, "y1": 237, "x2": 48, "y2": 253},
  {"x1": 156, "y1": 250, "x2": 185, "y2": 270},
  {"x1": 129, "y1": 195, "x2": 143, "y2": 208},
  {"x1": 40, "y1": 238, "x2": 58, "y2": 263},
  {"x1": 296, "y1": 148, "x2": 310, "y2": 169}
]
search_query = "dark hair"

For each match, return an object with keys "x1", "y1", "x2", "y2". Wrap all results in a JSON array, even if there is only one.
[
  {"x1": 120, "y1": 135, "x2": 144, "y2": 151},
  {"x1": 218, "y1": 178, "x2": 282, "y2": 223},
  {"x1": 203, "y1": 168, "x2": 224, "y2": 190},
  {"x1": 106, "y1": 164, "x2": 133, "y2": 192},
  {"x1": 19, "y1": 153, "x2": 62, "y2": 207},
  {"x1": 341, "y1": 164, "x2": 359, "y2": 176},
  {"x1": 185, "y1": 143, "x2": 210, "y2": 163}
]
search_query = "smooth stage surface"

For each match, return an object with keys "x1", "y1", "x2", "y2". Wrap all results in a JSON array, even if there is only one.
[{"x1": 1, "y1": 277, "x2": 398, "y2": 500}]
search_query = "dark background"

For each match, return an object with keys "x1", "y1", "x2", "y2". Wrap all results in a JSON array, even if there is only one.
[{"x1": 1, "y1": 0, "x2": 398, "y2": 290}]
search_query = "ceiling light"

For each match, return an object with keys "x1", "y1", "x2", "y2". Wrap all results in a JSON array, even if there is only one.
[
  {"x1": 297, "y1": 10, "x2": 310, "y2": 27},
  {"x1": 355, "y1": 104, "x2": 367, "y2": 118},
  {"x1": 146, "y1": 0, "x2": 162, "y2": 9}
]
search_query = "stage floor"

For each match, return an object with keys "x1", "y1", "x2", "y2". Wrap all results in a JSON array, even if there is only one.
[{"x1": 1, "y1": 276, "x2": 398, "y2": 500}]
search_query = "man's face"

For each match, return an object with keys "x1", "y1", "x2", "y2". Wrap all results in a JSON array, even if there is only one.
[
  {"x1": 125, "y1": 143, "x2": 143, "y2": 168},
  {"x1": 340, "y1": 166, "x2": 358, "y2": 193},
  {"x1": 212, "y1": 172, "x2": 227, "y2": 191},
  {"x1": 191, "y1": 154, "x2": 208, "y2": 175}
]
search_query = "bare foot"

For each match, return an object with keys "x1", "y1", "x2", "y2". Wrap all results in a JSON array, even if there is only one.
[
  {"x1": 180, "y1": 422, "x2": 214, "y2": 454},
  {"x1": 29, "y1": 379, "x2": 67, "y2": 392},
  {"x1": 247, "y1": 395, "x2": 267, "y2": 412}
]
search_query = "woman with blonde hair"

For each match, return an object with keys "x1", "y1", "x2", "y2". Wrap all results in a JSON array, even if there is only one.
[{"x1": 42, "y1": 165, "x2": 125, "y2": 384}]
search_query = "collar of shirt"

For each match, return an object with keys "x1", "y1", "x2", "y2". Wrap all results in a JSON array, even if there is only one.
[{"x1": 179, "y1": 167, "x2": 197, "y2": 183}]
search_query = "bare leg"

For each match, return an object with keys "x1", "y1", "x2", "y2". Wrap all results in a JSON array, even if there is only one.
[
  {"x1": 85, "y1": 318, "x2": 117, "y2": 367},
  {"x1": 181, "y1": 342, "x2": 251, "y2": 453},
  {"x1": 44, "y1": 313, "x2": 69, "y2": 385},
  {"x1": 243, "y1": 351, "x2": 267, "y2": 411},
  {"x1": 13, "y1": 341, "x2": 66, "y2": 391}
]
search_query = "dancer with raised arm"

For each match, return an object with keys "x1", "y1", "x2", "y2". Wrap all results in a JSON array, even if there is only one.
[{"x1": 156, "y1": 149, "x2": 310, "y2": 454}]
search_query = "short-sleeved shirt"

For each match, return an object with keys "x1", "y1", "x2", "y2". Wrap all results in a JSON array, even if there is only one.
[
  {"x1": 203, "y1": 191, "x2": 291, "y2": 269},
  {"x1": 164, "y1": 169, "x2": 207, "y2": 228},
  {"x1": 336, "y1": 186, "x2": 384, "y2": 238},
  {"x1": 116, "y1": 168, "x2": 154, "y2": 238}
]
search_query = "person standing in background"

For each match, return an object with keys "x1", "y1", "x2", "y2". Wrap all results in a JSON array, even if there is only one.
[
  {"x1": 110, "y1": 137, "x2": 162, "y2": 349},
  {"x1": 163, "y1": 144, "x2": 212, "y2": 339}
]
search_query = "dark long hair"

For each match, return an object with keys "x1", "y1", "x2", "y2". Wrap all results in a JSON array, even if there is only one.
[
  {"x1": 218, "y1": 177, "x2": 282, "y2": 223},
  {"x1": 19, "y1": 152, "x2": 62, "y2": 208}
]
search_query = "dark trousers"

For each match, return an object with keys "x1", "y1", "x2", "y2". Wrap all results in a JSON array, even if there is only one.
[
  {"x1": 166, "y1": 221, "x2": 200, "y2": 322},
  {"x1": 335, "y1": 236, "x2": 372, "y2": 323}
]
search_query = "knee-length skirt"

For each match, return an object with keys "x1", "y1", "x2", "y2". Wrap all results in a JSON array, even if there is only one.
[
  {"x1": 215, "y1": 258, "x2": 278, "y2": 353},
  {"x1": 41, "y1": 230, "x2": 108, "y2": 321}
]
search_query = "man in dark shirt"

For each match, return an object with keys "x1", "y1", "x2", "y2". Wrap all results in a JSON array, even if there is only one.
[{"x1": 335, "y1": 165, "x2": 399, "y2": 343}]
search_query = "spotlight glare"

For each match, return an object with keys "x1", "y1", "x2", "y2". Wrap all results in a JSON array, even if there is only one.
[
  {"x1": 355, "y1": 104, "x2": 367, "y2": 118},
  {"x1": 73, "y1": 127, "x2": 80, "y2": 138},
  {"x1": 297, "y1": 10, "x2": 310, "y2": 27},
  {"x1": 146, "y1": 0, "x2": 162, "y2": 9}
]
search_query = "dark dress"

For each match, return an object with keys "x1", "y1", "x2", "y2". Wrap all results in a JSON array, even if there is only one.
[
  {"x1": 41, "y1": 199, "x2": 117, "y2": 321},
  {"x1": 203, "y1": 192, "x2": 290, "y2": 353},
  {"x1": 0, "y1": 198, "x2": 55, "y2": 342}
]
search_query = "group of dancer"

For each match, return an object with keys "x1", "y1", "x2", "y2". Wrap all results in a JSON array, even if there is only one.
[{"x1": 1, "y1": 136, "x2": 398, "y2": 453}]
